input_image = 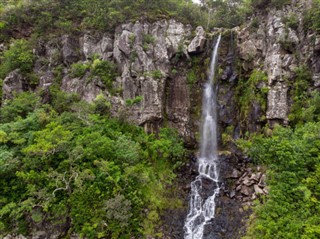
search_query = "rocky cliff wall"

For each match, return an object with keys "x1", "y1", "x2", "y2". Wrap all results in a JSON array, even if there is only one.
[
  {"x1": 236, "y1": 0, "x2": 320, "y2": 127},
  {"x1": 2, "y1": 19, "x2": 210, "y2": 148}
]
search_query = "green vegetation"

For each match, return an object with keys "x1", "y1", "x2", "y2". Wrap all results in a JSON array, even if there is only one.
[
  {"x1": 1, "y1": 0, "x2": 299, "y2": 40},
  {"x1": 235, "y1": 70, "x2": 268, "y2": 130},
  {"x1": 142, "y1": 34, "x2": 156, "y2": 51},
  {"x1": 282, "y1": 13, "x2": 299, "y2": 30},
  {"x1": 288, "y1": 65, "x2": 313, "y2": 125},
  {"x1": 239, "y1": 65, "x2": 320, "y2": 239},
  {"x1": 69, "y1": 59, "x2": 118, "y2": 92},
  {"x1": 0, "y1": 0, "x2": 207, "y2": 39},
  {"x1": 144, "y1": 70, "x2": 164, "y2": 79},
  {"x1": 70, "y1": 62, "x2": 90, "y2": 78},
  {"x1": 91, "y1": 59, "x2": 118, "y2": 90},
  {"x1": 0, "y1": 91, "x2": 185, "y2": 238},
  {"x1": 187, "y1": 69, "x2": 197, "y2": 85},
  {"x1": 240, "y1": 122, "x2": 320, "y2": 239},
  {"x1": 0, "y1": 39, "x2": 34, "y2": 79},
  {"x1": 304, "y1": 0, "x2": 320, "y2": 33},
  {"x1": 249, "y1": 0, "x2": 291, "y2": 9},
  {"x1": 125, "y1": 96, "x2": 143, "y2": 106}
]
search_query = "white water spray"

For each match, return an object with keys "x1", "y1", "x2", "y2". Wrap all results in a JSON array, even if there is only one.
[{"x1": 184, "y1": 34, "x2": 221, "y2": 239}]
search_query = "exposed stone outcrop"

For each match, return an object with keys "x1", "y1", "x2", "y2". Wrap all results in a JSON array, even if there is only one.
[
  {"x1": 188, "y1": 26, "x2": 206, "y2": 54},
  {"x1": 232, "y1": 167, "x2": 268, "y2": 202},
  {"x1": 80, "y1": 33, "x2": 113, "y2": 60},
  {"x1": 2, "y1": 69, "x2": 28, "y2": 101},
  {"x1": 237, "y1": 1, "x2": 320, "y2": 125},
  {"x1": 61, "y1": 35, "x2": 80, "y2": 66},
  {"x1": 266, "y1": 82, "x2": 288, "y2": 122},
  {"x1": 61, "y1": 72, "x2": 105, "y2": 103},
  {"x1": 9, "y1": 19, "x2": 197, "y2": 140},
  {"x1": 112, "y1": 19, "x2": 193, "y2": 138}
]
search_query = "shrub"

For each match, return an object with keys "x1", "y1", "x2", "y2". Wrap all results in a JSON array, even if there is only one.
[
  {"x1": 91, "y1": 59, "x2": 118, "y2": 90},
  {"x1": 186, "y1": 69, "x2": 197, "y2": 85},
  {"x1": 0, "y1": 39, "x2": 34, "y2": 79},
  {"x1": 241, "y1": 122, "x2": 320, "y2": 239},
  {"x1": 282, "y1": 13, "x2": 299, "y2": 30},
  {"x1": 0, "y1": 92, "x2": 39, "y2": 123},
  {"x1": 70, "y1": 62, "x2": 90, "y2": 78},
  {"x1": 303, "y1": 0, "x2": 320, "y2": 33},
  {"x1": 125, "y1": 96, "x2": 143, "y2": 106},
  {"x1": 0, "y1": 92, "x2": 186, "y2": 238},
  {"x1": 235, "y1": 69, "x2": 268, "y2": 129}
]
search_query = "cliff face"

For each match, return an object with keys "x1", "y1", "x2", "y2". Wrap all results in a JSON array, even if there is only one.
[
  {"x1": 3, "y1": 2, "x2": 318, "y2": 143},
  {"x1": 236, "y1": 0, "x2": 319, "y2": 127},
  {"x1": 1, "y1": 1, "x2": 320, "y2": 238}
]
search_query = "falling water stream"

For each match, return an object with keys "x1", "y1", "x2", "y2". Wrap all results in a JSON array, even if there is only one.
[{"x1": 184, "y1": 34, "x2": 222, "y2": 239}]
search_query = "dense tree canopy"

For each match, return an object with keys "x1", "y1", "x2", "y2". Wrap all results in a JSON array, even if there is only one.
[{"x1": 0, "y1": 91, "x2": 186, "y2": 238}]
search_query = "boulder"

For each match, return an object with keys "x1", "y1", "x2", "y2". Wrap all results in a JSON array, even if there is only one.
[
  {"x1": 188, "y1": 26, "x2": 206, "y2": 54},
  {"x1": 229, "y1": 169, "x2": 241, "y2": 179},
  {"x1": 2, "y1": 69, "x2": 28, "y2": 101},
  {"x1": 258, "y1": 174, "x2": 267, "y2": 187},
  {"x1": 242, "y1": 177, "x2": 254, "y2": 186},
  {"x1": 240, "y1": 185, "x2": 253, "y2": 196},
  {"x1": 254, "y1": 184, "x2": 264, "y2": 195}
]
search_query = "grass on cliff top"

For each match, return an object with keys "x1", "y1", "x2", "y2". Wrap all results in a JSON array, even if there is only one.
[{"x1": 0, "y1": 0, "x2": 207, "y2": 40}]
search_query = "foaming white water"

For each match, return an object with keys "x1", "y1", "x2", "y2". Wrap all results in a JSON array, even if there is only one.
[{"x1": 184, "y1": 34, "x2": 221, "y2": 239}]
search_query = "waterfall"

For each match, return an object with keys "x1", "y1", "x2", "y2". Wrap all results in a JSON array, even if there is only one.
[{"x1": 184, "y1": 34, "x2": 221, "y2": 239}]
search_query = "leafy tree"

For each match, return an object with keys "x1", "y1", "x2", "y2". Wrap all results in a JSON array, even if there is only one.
[
  {"x1": 241, "y1": 123, "x2": 320, "y2": 239},
  {"x1": 0, "y1": 91, "x2": 186, "y2": 238},
  {"x1": 0, "y1": 39, "x2": 34, "y2": 79}
]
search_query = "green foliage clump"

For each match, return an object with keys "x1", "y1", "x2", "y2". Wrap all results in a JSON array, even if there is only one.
[
  {"x1": 0, "y1": 91, "x2": 186, "y2": 238},
  {"x1": 70, "y1": 62, "x2": 90, "y2": 78},
  {"x1": 240, "y1": 122, "x2": 320, "y2": 239},
  {"x1": 282, "y1": 13, "x2": 299, "y2": 30},
  {"x1": 248, "y1": 0, "x2": 291, "y2": 9},
  {"x1": 142, "y1": 33, "x2": 156, "y2": 50},
  {"x1": 144, "y1": 70, "x2": 164, "y2": 79},
  {"x1": 68, "y1": 58, "x2": 118, "y2": 92},
  {"x1": 0, "y1": 39, "x2": 34, "y2": 79},
  {"x1": 303, "y1": 0, "x2": 320, "y2": 33},
  {"x1": 288, "y1": 65, "x2": 313, "y2": 125},
  {"x1": 0, "y1": 0, "x2": 208, "y2": 37},
  {"x1": 91, "y1": 59, "x2": 118, "y2": 90},
  {"x1": 0, "y1": 92, "x2": 39, "y2": 122},
  {"x1": 125, "y1": 96, "x2": 143, "y2": 106},
  {"x1": 207, "y1": 0, "x2": 248, "y2": 28},
  {"x1": 235, "y1": 69, "x2": 268, "y2": 129},
  {"x1": 187, "y1": 69, "x2": 197, "y2": 85}
]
